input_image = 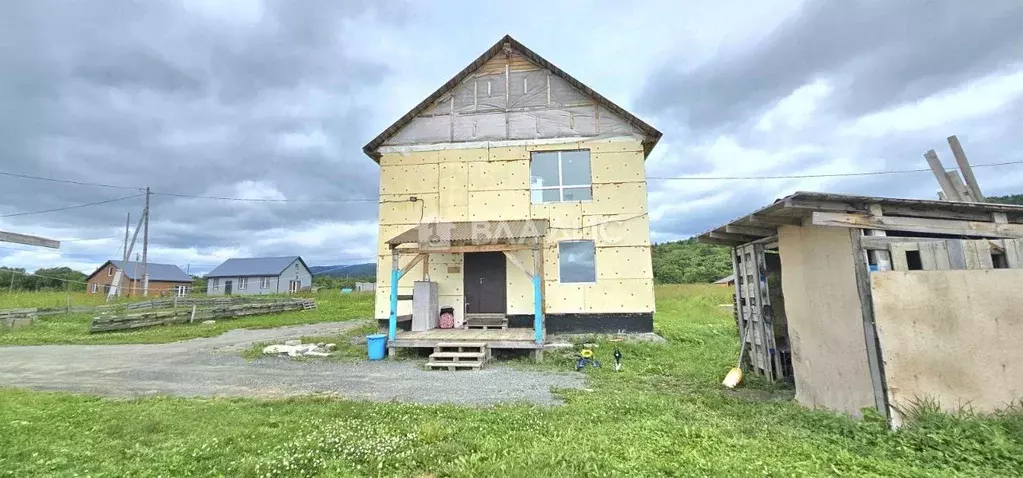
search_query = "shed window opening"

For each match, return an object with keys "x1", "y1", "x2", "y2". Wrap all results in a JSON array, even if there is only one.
[
  {"x1": 558, "y1": 240, "x2": 596, "y2": 283},
  {"x1": 530, "y1": 150, "x2": 592, "y2": 203}
]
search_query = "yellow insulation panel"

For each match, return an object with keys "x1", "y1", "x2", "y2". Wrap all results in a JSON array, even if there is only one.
[
  {"x1": 595, "y1": 246, "x2": 653, "y2": 279},
  {"x1": 380, "y1": 164, "x2": 439, "y2": 195},
  {"x1": 585, "y1": 139, "x2": 645, "y2": 154},
  {"x1": 583, "y1": 279, "x2": 655, "y2": 313},
  {"x1": 440, "y1": 149, "x2": 486, "y2": 163},
  {"x1": 582, "y1": 214, "x2": 651, "y2": 247},
  {"x1": 528, "y1": 141, "x2": 582, "y2": 152},
  {"x1": 375, "y1": 254, "x2": 428, "y2": 287},
  {"x1": 591, "y1": 151, "x2": 646, "y2": 184},
  {"x1": 374, "y1": 286, "x2": 413, "y2": 318},
  {"x1": 587, "y1": 183, "x2": 648, "y2": 215},
  {"x1": 543, "y1": 281, "x2": 586, "y2": 313},
  {"x1": 531, "y1": 202, "x2": 583, "y2": 230},
  {"x1": 505, "y1": 250, "x2": 537, "y2": 314},
  {"x1": 468, "y1": 190, "x2": 531, "y2": 220},
  {"x1": 379, "y1": 194, "x2": 439, "y2": 226},
  {"x1": 438, "y1": 162, "x2": 469, "y2": 221},
  {"x1": 379, "y1": 150, "x2": 440, "y2": 167},
  {"x1": 468, "y1": 160, "x2": 529, "y2": 191},
  {"x1": 488, "y1": 146, "x2": 529, "y2": 161}
]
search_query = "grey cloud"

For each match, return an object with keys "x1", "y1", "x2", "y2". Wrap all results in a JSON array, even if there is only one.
[
  {"x1": 638, "y1": 1, "x2": 1023, "y2": 135},
  {"x1": 0, "y1": 0, "x2": 406, "y2": 268}
]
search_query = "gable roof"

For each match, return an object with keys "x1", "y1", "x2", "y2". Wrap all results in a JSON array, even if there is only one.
[
  {"x1": 363, "y1": 34, "x2": 662, "y2": 161},
  {"x1": 205, "y1": 256, "x2": 308, "y2": 278},
  {"x1": 87, "y1": 260, "x2": 192, "y2": 282}
]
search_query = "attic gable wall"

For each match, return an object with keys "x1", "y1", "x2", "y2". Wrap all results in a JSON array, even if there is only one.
[{"x1": 382, "y1": 50, "x2": 645, "y2": 146}]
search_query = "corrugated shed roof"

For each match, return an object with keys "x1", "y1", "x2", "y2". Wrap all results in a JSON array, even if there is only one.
[
  {"x1": 205, "y1": 256, "x2": 306, "y2": 278},
  {"x1": 387, "y1": 220, "x2": 549, "y2": 246},
  {"x1": 363, "y1": 34, "x2": 662, "y2": 161},
  {"x1": 108, "y1": 261, "x2": 192, "y2": 282}
]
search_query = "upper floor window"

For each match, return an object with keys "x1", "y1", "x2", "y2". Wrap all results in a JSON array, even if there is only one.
[
  {"x1": 530, "y1": 150, "x2": 591, "y2": 203},
  {"x1": 107, "y1": 266, "x2": 114, "y2": 277}
]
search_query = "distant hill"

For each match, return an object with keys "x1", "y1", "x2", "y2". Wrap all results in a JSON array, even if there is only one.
[
  {"x1": 987, "y1": 194, "x2": 1023, "y2": 206},
  {"x1": 651, "y1": 238, "x2": 732, "y2": 284},
  {"x1": 309, "y1": 263, "x2": 376, "y2": 278}
]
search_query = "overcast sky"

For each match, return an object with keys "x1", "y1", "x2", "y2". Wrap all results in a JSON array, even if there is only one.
[{"x1": 2, "y1": 0, "x2": 1022, "y2": 275}]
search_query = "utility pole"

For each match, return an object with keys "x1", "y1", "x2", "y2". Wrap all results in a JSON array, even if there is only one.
[
  {"x1": 122, "y1": 212, "x2": 130, "y2": 261},
  {"x1": 141, "y1": 187, "x2": 150, "y2": 297}
]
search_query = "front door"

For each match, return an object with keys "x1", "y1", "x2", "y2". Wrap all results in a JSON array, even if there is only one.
[
  {"x1": 224, "y1": 280, "x2": 233, "y2": 295},
  {"x1": 463, "y1": 252, "x2": 507, "y2": 314}
]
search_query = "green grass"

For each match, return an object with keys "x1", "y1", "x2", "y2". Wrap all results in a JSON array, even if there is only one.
[
  {"x1": 0, "y1": 291, "x2": 373, "y2": 346},
  {"x1": 1, "y1": 285, "x2": 1021, "y2": 476}
]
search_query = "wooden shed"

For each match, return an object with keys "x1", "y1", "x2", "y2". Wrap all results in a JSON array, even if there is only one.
[{"x1": 698, "y1": 191, "x2": 1023, "y2": 426}]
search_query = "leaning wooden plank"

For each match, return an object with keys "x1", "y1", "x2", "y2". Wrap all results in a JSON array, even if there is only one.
[
  {"x1": 947, "y1": 135, "x2": 985, "y2": 201},
  {"x1": 963, "y1": 240, "x2": 994, "y2": 270},
  {"x1": 0, "y1": 231, "x2": 60, "y2": 249},
  {"x1": 811, "y1": 212, "x2": 1023, "y2": 238},
  {"x1": 919, "y1": 241, "x2": 951, "y2": 270},
  {"x1": 924, "y1": 150, "x2": 961, "y2": 201},
  {"x1": 946, "y1": 171, "x2": 976, "y2": 202}
]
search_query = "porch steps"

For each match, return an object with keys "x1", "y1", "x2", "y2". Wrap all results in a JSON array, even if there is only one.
[
  {"x1": 464, "y1": 313, "x2": 508, "y2": 330},
  {"x1": 426, "y1": 342, "x2": 489, "y2": 371}
]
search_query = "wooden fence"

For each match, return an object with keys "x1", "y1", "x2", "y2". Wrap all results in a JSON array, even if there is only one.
[{"x1": 89, "y1": 298, "x2": 317, "y2": 333}]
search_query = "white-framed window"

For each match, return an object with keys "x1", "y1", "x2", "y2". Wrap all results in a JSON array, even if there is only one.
[
  {"x1": 558, "y1": 240, "x2": 596, "y2": 283},
  {"x1": 238, "y1": 277, "x2": 248, "y2": 290},
  {"x1": 530, "y1": 150, "x2": 592, "y2": 203},
  {"x1": 260, "y1": 277, "x2": 271, "y2": 289},
  {"x1": 289, "y1": 280, "x2": 300, "y2": 293},
  {"x1": 107, "y1": 266, "x2": 114, "y2": 277},
  {"x1": 91, "y1": 283, "x2": 98, "y2": 293},
  {"x1": 212, "y1": 278, "x2": 219, "y2": 291},
  {"x1": 176, "y1": 285, "x2": 187, "y2": 297}
]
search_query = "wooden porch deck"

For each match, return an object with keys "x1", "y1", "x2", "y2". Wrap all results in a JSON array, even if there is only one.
[{"x1": 389, "y1": 328, "x2": 543, "y2": 350}]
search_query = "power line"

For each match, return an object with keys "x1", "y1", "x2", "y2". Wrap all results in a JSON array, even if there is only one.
[
  {"x1": 647, "y1": 160, "x2": 1023, "y2": 181},
  {"x1": 0, "y1": 193, "x2": 144, "y2": 218},
  {"x1": 151, "y1": 192, "x2": 377, "y2": 203},
  {"x1": 0, "y1": 170, "x2": 143, "y2": 190}
]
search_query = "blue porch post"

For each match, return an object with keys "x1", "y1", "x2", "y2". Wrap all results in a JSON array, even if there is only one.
[
  {"x1": 532, "y1": 274, "x2": 543, "y2": 344},
  {"x1": 388, "y1": 250, "x2": 399, "y2": 341},
  {"x1": 532, "y1": 246, "x2": 544, "y2": 345}
]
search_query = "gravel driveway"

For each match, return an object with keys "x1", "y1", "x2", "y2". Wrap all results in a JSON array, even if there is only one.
[{"x1": 0, "y1": 321, "x2": 585, "y2": 405}]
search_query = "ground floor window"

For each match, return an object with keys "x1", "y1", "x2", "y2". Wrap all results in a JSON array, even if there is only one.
[
  {"x1": 260, "y1": 277, "x2": 271, "y2": 289},
  {"x1": 238, "y1": 277, "x2": 248, "y2": 290},
  {"x1": 288, "y1": 280, "x2": 300, "y2": 293},
  {"x1": 90, "y1": 283, "x2": 98, "y2": 293},
  {"x1": 176, "y1": 285, "x2": 187, "y2": 297},
  {"x1": 212, "y1": 278, "x2": 219, "y2": 291},
  {"x1": 558, "y1": 240, "x2": 596, "y2": 283}
]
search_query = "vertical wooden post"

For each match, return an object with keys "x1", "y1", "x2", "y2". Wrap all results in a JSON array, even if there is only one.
[
  {"x1": 849, "y1": 229, "x2": 891, "y2": 424},
  {"x1": 388, "y1": 248, "x2": 399, "y2": 342},
  {"x1": 866, "y1": 205, "x2": 892, "y2": 271}
]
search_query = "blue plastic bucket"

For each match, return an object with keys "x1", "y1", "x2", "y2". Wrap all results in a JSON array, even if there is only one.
[{"x1": 366, "y1": 333, "x2": 387, "y2": 360}]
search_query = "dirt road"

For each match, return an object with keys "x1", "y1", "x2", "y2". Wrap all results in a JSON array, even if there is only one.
[{"x1": 0, "y1": 321, "x2": 584, "y2": 405}]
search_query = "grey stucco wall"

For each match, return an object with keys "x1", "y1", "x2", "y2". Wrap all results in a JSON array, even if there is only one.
[
  {"x1": 275, "y1": 259, "x2": 312, "y2": 293},
  {"x1": 206, "y1": 276, "x2": 280, "y2": 296},
  {"x1": 205, "y1": 259, "x2": 311, "y2": 295}
]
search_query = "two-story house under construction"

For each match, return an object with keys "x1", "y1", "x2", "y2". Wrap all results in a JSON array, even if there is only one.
[{"x1": 365, "y1": 35, "x2": 661, "y2": 359}]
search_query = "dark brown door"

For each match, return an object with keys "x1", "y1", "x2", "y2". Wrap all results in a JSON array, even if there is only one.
[{"x1": 463, "y1": 252, "x2": 507, "y2": 314}]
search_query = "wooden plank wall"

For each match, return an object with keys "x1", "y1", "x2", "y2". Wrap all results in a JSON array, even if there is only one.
[{"x1": 884, "y1": 238, "x2": 1023, "y2": 271}]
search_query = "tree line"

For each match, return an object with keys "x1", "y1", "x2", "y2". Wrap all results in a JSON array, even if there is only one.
[
  {"x1": 651, "y1": 238, "x2": 732, "y2": 284},
  {"x1": 0, "y1": 267, "x2": 88, "y2": 292}
]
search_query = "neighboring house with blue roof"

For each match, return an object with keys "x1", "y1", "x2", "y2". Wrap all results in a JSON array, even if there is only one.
[
  {"x1": 86, "y1": 260, "x2": 193, "y2": 297},
  {"x1": 204, "y1": 256, "x2": 311, "y2": 295}
]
